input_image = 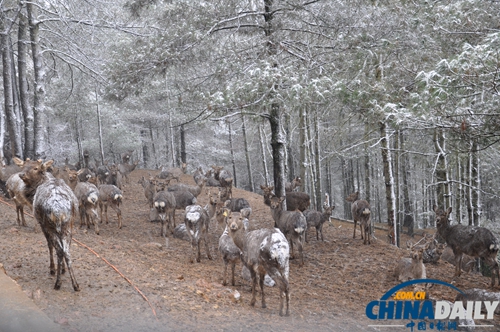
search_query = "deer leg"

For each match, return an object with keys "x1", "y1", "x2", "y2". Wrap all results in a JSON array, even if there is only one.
[
  {"x1": 92, "y1": 210, "x2": 99, "y2": 235},
  {"x1": 104, "y1": 205, "x2": 109, "y2": 224},
  {"x1": 353, "y1": 221, "x2": 357, "y2": 239},
  {"x1": 54, "y1": 250, "x2": 63, "y2": 290},
  {"x1": 196, "y1": 241, "x2": 201, "y2": 263},
  {"x1": 111, "y1": 205, "x2": 122, "y2": 229},
  {"x1": 231, "y1": 262, "x2": 235, "y2": 286},
  {"x1": 204, "y1": 234, "x2": 212, "y2": 260},
  {"x1": 222, "y1": 260, "x2": 228, "y2": 286},
  {"x1": 259, "y1": 274, "x2": 266, "y2": 309},
  {"x1": 63, "y1": 247, "x2": 80, "y2": 291},
  {"x1": 250, "y1": 272, "x2": 257, "y2": 307},
  {"x1": 289, "y1": 237, "x2": 295, "y2": 259},
  {"x1": 297, "y1": 237, "x2": 304, "y2": 267},
  {"x1": 455, "y1": 254, "x2": 463, "y2": 277}
]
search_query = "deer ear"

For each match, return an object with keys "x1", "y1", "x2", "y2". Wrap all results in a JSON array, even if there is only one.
[
  {"x1": 446, "y1": 207, "x2": 452, "y2": 214},
  {"x1": 13, "y1": 157, "x2": 24, "y2": 167},
  {"x1": 433, "y1": 205, "x2": 438, "y2": 213},
  {"x1": 43, "y1": 160, "x2": 54, "y2": 170}
]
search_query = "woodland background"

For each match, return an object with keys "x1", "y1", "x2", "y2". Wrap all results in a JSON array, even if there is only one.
[{"x1": 1, "y1": 0, "x2": 500, "y2": 246}]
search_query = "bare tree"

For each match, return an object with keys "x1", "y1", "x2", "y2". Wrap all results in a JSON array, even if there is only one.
[{"x1": 27, "y1": 2, "x2": 47, "y2": 158}]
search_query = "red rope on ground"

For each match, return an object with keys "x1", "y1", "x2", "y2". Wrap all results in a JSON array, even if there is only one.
[
  {"x1": 71, "y1": 238, "x2": 158, "y2": 320},
  {"x1": 0, "y1": 196, "x2": 158, "y2": 320}
]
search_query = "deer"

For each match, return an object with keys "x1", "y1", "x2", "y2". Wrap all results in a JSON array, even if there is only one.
[
  {"x1": 152, "y1": 190, "x2": 176, "y2": 237},
  {"x1": 17, "y1": 158, "x2": 80, "y2": 291},
  {"x1": 138, "y1": 175, "x2": 157, "y2": 209},
  {"x1": 157, "y1": 163, "x2": 187, "y2": 183},
  {"x1": 269, "y1": 196, "x2": 307, "y2": 266},
  {"x1": 285, "y1": 176, "x2": 302, "y2": 192},
  {"x1": 98, "y1": 184, "x2": 123, "y2": 229},
  {"x1": 261, "y1": 184, "x2": 310, "y2": 212},
  {"x1": 226, "y1": 212, "x2": 290, "y2": 316},
  {"x1": 118, "y1": 159, "x2": 139, "y2": 184},
  {"x1": 6, "y1": 172, "x2": 31, "y2": 227},
  {"x1": 346, "y1": 191, "x2": 371, "y2": 245},
  {"x1": 393, "y1": 246, "x2": 427, "y2": 283},
  {"x1": 74, "y1": 182, "x2": 100, "y2": 235},
  {"x1": 434, "y1": 205, "x2": 500, "y2": 287},
  {"x1": 303, "y1": 205, "x2": 335, "y2": 242},
  {"x1": 183, "y1": 204, "x2": 212, "y2": 263}
]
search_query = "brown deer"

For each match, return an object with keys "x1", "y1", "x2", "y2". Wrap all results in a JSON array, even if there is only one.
[
  {"x1": 346, "y1": 191, "x2": 371, "y2": 245},
  {"x1": 434, "y1": 205, "x2": 499, "y2": 287},
  {"x1": 393, "y1": 246, "x2": 427, "y2": 282}
]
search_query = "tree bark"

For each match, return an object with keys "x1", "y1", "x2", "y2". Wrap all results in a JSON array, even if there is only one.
[
  {"x1": 314, "y1": 113, "x2": 322, "y2": 209},
  {"x1": 258, "y1": 120, "x2": 270, "y2": 185},
  {"x1": 27, "y1": 3, "x2": 47, "y2": 159},
  {"x1": 263, "y1": 0, "x2": 286, "y2": 202},
  {"x1": 227, "y1": 119, "x2": 237, "y2": 188},
  {"x1": 400, "y1": 131, "x2": 414, "y2": 237},
  {"x1": 96, "y1": 87, "x2": 105, "y2": 165},
  {"x1": 471, "y1": 140, "x2": 480, "y2": 226},
  {"x1": 180, "y1": 124, "x2": 186, "y2": 165},
  {"x1": 18, "y1": 9, "x2": 34, "y2": 159},
  {"x1": 434, "y1": 128, "x2": 450, "y2": 209},
  {"x1": 241, "y1": 114, "x2": 254, "y2": 192},
  {"x1": 1, "y1": 15, "x2": 23, "y2": 159},
  {"x1": 299, "y1": 108, "x2": 307, "y2": 193},
  {"x1": 380, "y1": 121, "x2": 396, "y2": 245}
]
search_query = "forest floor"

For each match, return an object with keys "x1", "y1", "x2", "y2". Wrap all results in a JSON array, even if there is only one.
[{"x1": 0, "y1": 169, "x2": 499, "y2": 332}]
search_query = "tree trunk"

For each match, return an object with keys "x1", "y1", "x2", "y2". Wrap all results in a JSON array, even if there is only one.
[
  {"x1": 400, "y1": 131, "x2": 414, "y2": 237},
  {"x1": 27, "y1": 3, "x2": 47, "y2": 159},
  {"x1": 180, "y1": 124, "x2": 186, "y2": 165},
  {"x1": 263, "y1": 0, "x2": 286, "y2": 202},
  {"x1": 285, "y1": 113, "x2": 294, "y2": 182},
  {"x1": 241, "y1": 114, "x2": 254, "y2": 192},
  {"x1": 141, "y1": 129, "x2": 149, "y2": 165},
  {"x1": 18, "y1": 9, "x2": 34, "y2": 159},
  {"x1": 149, "y1": 122, "x2": 157, "y2": 168},
  {"x1": 167, "y1": 110, "x2": 175, "y2": 167},
  {"x1": 258, "y1": 120, "x2": 270, "y2": 185},
  {"x1": 380, "y1": 121, "x2": 396, "y2": 245},
  {"x1": 313, "y1": 112, "x2": 322, "y2": 210},
  {"x1": 227, "y1": 119, "x2": 237, "y2": 188},
  {"x1": 74, "y1": 113, "x2": 83, "y2": 166},
  {"x1": 364, "y1": 123, "x2": 372, "y2": 231},
  {"x1": 471, "y1": 140, "x2": 480, "y2": 226},
  {"x1": 394, "y1": 130, "x2": 400, "y2": 240},
  {"x1": 1, "y1": 20, "x2": 23, "y2": 159},
  {"x1": 306, "y1": 112, "x2": 316, "y2": 208},
  {"x1": 434, "y1": 128, "x2": 450, "y2": 209},
  {"x1": 299, "y1": 108, "x2": 307, "y2": 193},
  {"x1": 268, "y1": 105, "x2": 287, "y2": 202},
  {"x1": 93, "y1": 85, "x2": 105, "y2": 164}
]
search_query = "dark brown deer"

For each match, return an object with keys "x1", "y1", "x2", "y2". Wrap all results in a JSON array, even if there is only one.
[
  {"x1": 434, "y1": 205, "x2": 500, "y2": 287},
  {"x1": 261, "y1": 184, "x2": 310, "y2": 212},
  {"x1": 74, "y1": 182, "x2": 100, "y2": 235},
  {"x1": 346, "y1": 191, "x2": 371, "y2": 245},
  {"x1": 118, "y1": 159, "x2": 139, "y2": 184},
  {"x1": 269, "y1": 196, "x2": 307, "y2": 266},
  {"x1": 303, "y1": 205, "x2": 335, "y2": 242},
  {"x1": 285, "y1": 176, "x2": 302, "y2": 192},
  {"x1": 98, "y1": 184, "x2": 123, "y2": 229}
]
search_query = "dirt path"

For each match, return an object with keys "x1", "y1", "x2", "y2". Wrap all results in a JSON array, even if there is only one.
[{"x1": 0, "y1": 169, "x2": 498, "y2": 331}]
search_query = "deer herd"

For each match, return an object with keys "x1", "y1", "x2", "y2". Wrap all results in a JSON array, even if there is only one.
[{"x1": 1, "y1": 152, "x2": 500, "y2": 317}]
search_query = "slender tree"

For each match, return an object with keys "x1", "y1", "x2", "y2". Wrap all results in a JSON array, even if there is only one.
[{"x1": 27, "y1": 2, "x2": 47, "y2": 158}]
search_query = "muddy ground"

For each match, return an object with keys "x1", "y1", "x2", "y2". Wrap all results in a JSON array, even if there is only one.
[{"x1": 0, "y1": 169, "x2": 499, "y2": 332}]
